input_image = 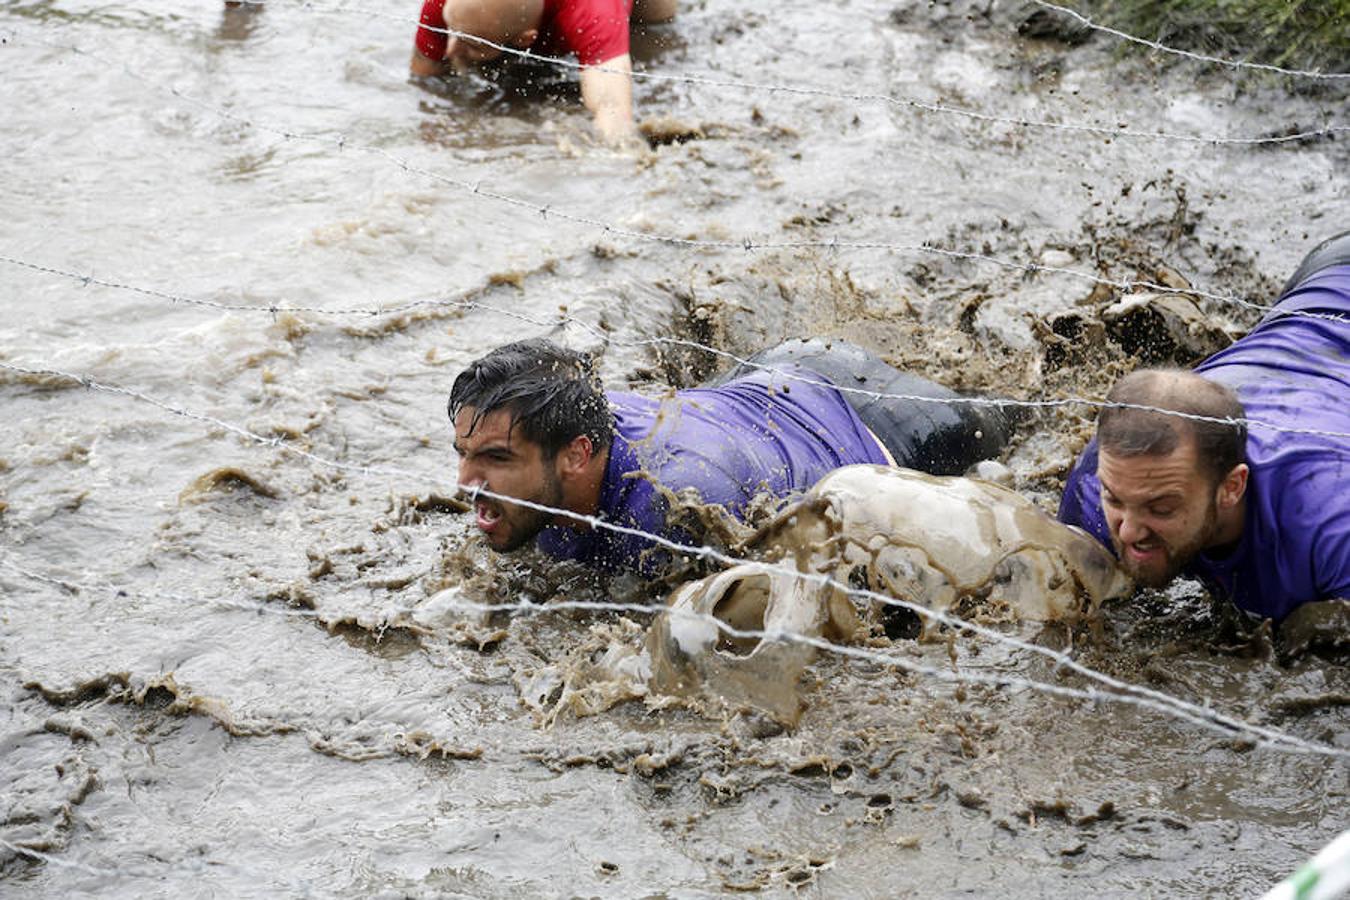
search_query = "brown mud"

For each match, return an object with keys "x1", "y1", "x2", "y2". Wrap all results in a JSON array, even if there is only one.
[{"x1": 2, "y1": 0, "x2": 1347, "y2": 896}]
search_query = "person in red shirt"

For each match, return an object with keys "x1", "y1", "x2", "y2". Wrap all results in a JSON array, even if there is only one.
[{"x1": 410, "y1": 0, "x2": 676, "y2": 146}]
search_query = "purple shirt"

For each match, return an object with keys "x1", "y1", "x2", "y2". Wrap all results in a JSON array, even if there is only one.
[
  {"x1": 1059, "y1": 265, "x2": 1350, "y2": 621},
  {"x1": 537, "y1": 366, "x2": 888, "y2": 573}
]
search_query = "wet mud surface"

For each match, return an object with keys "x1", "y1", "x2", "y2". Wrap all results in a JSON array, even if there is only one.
[{"x1": 2, "y1": 0, "x2": 1348, "y2": 896}]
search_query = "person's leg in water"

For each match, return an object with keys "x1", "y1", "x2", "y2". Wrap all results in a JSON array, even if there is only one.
[{"x1": 705, "y1": 338, "x2": 1014, "y2": 475}]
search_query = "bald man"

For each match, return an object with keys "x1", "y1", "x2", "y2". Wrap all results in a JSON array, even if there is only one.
[
  {"x1": 1058, "y1": 232, "x2": 1350, "y2": 636},
  {"x1": 410, "y1": 0, "x2": 676, "y2": 145}
]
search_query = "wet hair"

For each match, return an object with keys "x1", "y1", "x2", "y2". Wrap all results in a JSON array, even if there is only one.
[
  {"x1": 448, "y1": 339, "x2": 614, "y2": 458},
  {"x1": 1097, "y1": 369, "x2": 1247, "y2": 485}
]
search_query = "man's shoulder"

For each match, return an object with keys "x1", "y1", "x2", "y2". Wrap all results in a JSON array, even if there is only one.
[
  {"x1": 1248, "y1": 447, "x2": 1350, "y2": 545},
  {"x1": 540, "y1": 0, "x2": 632, "y2": 65},
  {"x1": 1235, "y1": 446, "x2": 1350, "y2": 611},
  {"x1": 1057, "y1": 440, "x2": 1111, "y2": 545}
]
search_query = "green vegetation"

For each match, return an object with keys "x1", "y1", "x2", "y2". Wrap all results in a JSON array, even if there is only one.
[{"x1": 1070, "y1": 0, "x2": 1349, "y2": 73}]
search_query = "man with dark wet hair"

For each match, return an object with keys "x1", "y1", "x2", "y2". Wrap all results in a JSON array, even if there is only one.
[
  {"x1": 1059, "y1": 231, "x2": 1350, "y2": 632},
  {"x1": 449, "y1": 337, "x2": 1012, "y2": 574},
  {"x1": 410, "y1": 0, "x2": 677, "y2": 146}
]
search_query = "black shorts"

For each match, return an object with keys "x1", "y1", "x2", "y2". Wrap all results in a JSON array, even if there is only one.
[{"x1": 705, "y1": 338, "x2": 1013, "y2": 476}]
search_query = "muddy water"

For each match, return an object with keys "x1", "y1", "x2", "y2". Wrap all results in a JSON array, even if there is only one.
[{"x1": 1, "y1": 0, "x2": 1347, "y2": 895}]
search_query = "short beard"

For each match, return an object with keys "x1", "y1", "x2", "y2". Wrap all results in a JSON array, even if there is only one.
[
  {"x1": 492, "y1": 465, "x2": 565, "y2": 553},
  {"x1": 1116, "y1": 500, "x2": 1219, "y2": 588}
]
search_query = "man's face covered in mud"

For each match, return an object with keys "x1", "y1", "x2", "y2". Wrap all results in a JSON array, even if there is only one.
[
  {"x1": 1096, "y1": 438, "x2": 1225, "y2": 588},
  {"x1": 453, "y1": 406, "x2": 563, "y2": 552}
]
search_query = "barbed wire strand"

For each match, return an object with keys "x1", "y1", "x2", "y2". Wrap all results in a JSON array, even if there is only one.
[
  {"x1": 399, "y1": 16, "x2": 1349, "y2": 141},
  {"x1": 2, "y1": 361, "x2": 1345, "y2": 759},
  {"x1": 3, "y1": 24, "x2": 1346, "y2": 318},
  {"x1": 6, "y1": 553, "x2": 1345, "y2": 759},
  {"x1": 6, "y1": 241, "x2": 1348, "y2": 329},
  {"x1": 0, "y1": 836, "x2": 316, "y2": 894},
  {"x1": 444, "y1": 488, "x2": 1350, "y2": 759},
  {"x1": 4, "y1": 203, "x2": 1349, "y2": 330},
  {"x1": 4, "y1": 17, "x2": 1345, "y2": 153},
  {"x1": 1, "y1": 7, "x2": 1343, "y2": 886},
  {"x1": 619, "y1": 337, "x2": 1350, "y2": 440},
  {"x1": 217, "y1": 2, "x2": 1348, "y2": 145},
  {"x1": 3, "y1": 270, "x2": 1349, "y2": 440},
  {"x1": 7, "y1": 234, "x2": 1348, "y2": 332},
  {"x1": 3, "y1": 551, "x2": 1341, "y2": 764},
  {"x1": 224, "y1": 0, "x2": 1350, "y2": 84},
  {"x1": 1030, "y1": 1, "x2": 1350, "y2": 80},
  {"x1": 0, "y1": 254, "x2": 486, "y2": 319},
  {"x1": 0, "y1": 557, "x2": 324, "y2": 619},
  {"x1": 2, "y1": 33, "x2": 1346, "y2": 326},
  {"x1": 0, "y1": 558, "x2": 83, "y2": 593},
  {"x1": 386, "y1": 9, "x2": 1350, "y2": 145},
  {"x1": 0, "y1": 839, "x2": 126, "y2": 879},
  {"x1": 416, "y1": 596, "x2": 1349, "y2": 758}
]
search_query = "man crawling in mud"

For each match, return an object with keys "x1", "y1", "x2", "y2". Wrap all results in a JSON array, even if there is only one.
[
  {"x1": 449, "y1": 337, "x2": 1011, "y2": 575},
  {"x1": 1059, "y1": 231, "x2": 1350, "y2": 655},
  {"x1": 410, "y1": 0, "x2": 677, "y2": 146}
]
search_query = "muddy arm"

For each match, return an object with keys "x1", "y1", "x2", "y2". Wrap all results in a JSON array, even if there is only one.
[
  {"x1": 410, "y1": 49, "x2": 448, "y2": 77},
  {"x1": 580, "y1": 54, "x2": 640, "y2": 146}
]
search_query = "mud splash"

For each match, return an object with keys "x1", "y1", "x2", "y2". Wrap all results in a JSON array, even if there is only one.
[
  {"x1": 645, "y1": 465, "x2": 1132, "y2": 724},
  {"x1": 2, "y1": 0, "x2": 1347, "y2": 895}
]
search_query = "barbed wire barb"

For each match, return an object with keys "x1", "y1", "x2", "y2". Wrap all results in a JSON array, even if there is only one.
[{"x1": 3, "y1": 272, "x2": 1348, "y2": 439}]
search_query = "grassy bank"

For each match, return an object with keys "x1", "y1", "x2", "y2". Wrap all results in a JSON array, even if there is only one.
[{"x1": 1068, "y1": 0, "x2": 1349, "y2": 73}]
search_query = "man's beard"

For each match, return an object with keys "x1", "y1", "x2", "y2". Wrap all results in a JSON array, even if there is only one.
[
  {"x1": 483, "y1": 467, "x2": 565, "y2": 553},
  {"x1": 1114, "y1": 501, "x2": 1219, "y2": 588}
]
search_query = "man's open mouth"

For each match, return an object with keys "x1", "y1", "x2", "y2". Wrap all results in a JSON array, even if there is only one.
[
  {"x1": 1125, "y1": 541, "x2": 1162, "y2": 564},
  {"x1": 476, "y1": 502, "x2": 502, "y2": 532}
]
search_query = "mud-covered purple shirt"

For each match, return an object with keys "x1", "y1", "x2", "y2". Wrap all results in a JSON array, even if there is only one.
[
  {"x1": 536, "y1": 366, "x2": 887, "y2": 573},
  {"x1": 1059, "y1": 265, "x2": 1350, "y2": 622}
]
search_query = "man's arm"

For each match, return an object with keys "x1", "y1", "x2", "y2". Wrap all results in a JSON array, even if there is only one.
[
  {"x1": 410, "y1": 49, "x2": 447, "y2": 77},
  {"x1": 579, "y1": 54, "x2": 641, "y2": 146}
]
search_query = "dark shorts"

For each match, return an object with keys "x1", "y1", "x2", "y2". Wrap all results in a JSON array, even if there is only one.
[
  {"x1": 705, "y1": 338, "x2": 1013, "y2": 476},
  {"x1": 1280, "y1": 230, "x2": 1350, "y2": 298}
]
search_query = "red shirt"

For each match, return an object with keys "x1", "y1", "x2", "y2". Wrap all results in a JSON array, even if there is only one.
[{"x1": 414, "y1": 0, "x2": 631, "y2": 67}]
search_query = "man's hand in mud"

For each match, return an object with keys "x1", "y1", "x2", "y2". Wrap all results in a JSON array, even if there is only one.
[
  {"x1": 604, "y1": 128, "x2": 653, "y2": 155},
  {"x1": 410, "y1": 49, "x2": 449, "y2": 78},
  {"x1": 580, "y1": 54, "x2": 647, "y2": 151}
]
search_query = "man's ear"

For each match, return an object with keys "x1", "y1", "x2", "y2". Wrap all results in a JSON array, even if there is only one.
[
  {"x1": 1216, "y1": 462, "x2": 1249, "y2": 510},
  {"x1": 557, "y1": 434, "x2": 595, "y2": 478}
]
